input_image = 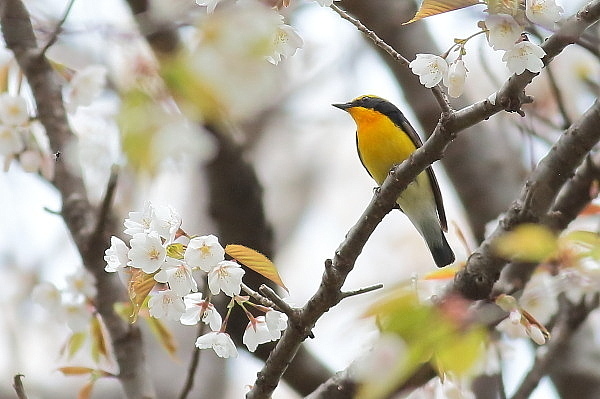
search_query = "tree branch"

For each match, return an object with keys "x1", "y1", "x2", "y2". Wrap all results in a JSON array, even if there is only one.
[
  {"x1": 0, "y1": 2, "x2": 155, "y2": 398},
  {"x1": 250, "y1": 2, "x2": 600, "y2": 397}
]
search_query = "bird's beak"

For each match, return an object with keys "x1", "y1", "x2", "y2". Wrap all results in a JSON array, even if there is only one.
[{"x1": 332, "y1": 102, "x2": 352, "y2": 111}]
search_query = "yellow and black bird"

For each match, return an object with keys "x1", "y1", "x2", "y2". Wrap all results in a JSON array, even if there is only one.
[{"x1": 333, "y1": 95, "x2": 454, "y2": 268}]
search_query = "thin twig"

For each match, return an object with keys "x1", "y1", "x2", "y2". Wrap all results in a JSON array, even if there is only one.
[
  {"x1": 258, "y1": 285, "x2": 296, "y2": 317},
  {"x1": 544, "y1": 63, "x2": 572, "y2": 129},
  {"x1": 178, "y1": 283, "x2": 211, "y2": 399},
  {"x1": 330, "y1": 3, "x2": 451, "y2": 114},
  {"x1": 241, "y1": 282, "x2": 277, "y2": 309},
  {"x1": 13, "y1": 374, "x2": 28, "y2": 399},
  {"x1": 40, "y1": 0, "x2": 76, "y2": 56},
  {"x1": 340, "y1": 283, "x2": 384, "y2": 299}
]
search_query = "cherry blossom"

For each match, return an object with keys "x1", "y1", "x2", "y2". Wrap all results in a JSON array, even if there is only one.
[{"x1": 195, "y1": 331, "x2": 238, "y2": 358}]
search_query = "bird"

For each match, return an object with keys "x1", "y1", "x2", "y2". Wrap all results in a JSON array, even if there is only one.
[{"x1": 332, "y1": 95, "x2": 454, "y2": 268}]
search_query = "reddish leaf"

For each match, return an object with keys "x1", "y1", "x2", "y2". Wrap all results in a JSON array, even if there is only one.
[
  {"x1": 128, "y1": 268, "x2": 157, "y2": 322},
  {"x1": 405, "y1": 0, "x2": 480, "y2": 24},
  {"x1": 225, "y1": 244, "x2": 287, "y2": 292}
]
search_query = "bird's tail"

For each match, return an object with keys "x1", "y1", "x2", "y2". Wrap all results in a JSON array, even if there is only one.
[{"x1": 426, "y1": 230, "x2": 455, "y2": 268}]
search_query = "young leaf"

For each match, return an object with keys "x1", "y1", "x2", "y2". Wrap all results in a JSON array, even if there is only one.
[
  {"x1": 405, "y1": 0, "x2": 479, "y2": 24},
  {"x1": 58, "y1": 367, "x2": 96, "y2": 376},
  {"x1": 90, "y1": 315, "x2": 109, "y2": 363},
  {"x1": 62, "y1": 331, "x2": 87, "y2": 359},
  {"x1": 145, "y1": 316, "x2": 178, "y2": 358},
  {"x1": 493, "y1": 224, "x2": 558, "y2": 262},
  {"x1": 225, "y1": 244, "x2": 288, "y2": 291},
  {"x1": 78, "y1": 379, "x2": 95, "y2": 399},
  {"x1": 167, "y1": 243, "x2": 186, "y2": 260},
  {"x1": 128, "y1": 268, "x2": 157, "y2": 322}
]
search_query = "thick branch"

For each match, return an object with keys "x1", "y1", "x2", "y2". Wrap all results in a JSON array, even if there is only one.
[
  {"x1": 455, "y1": 99, "x2": 600, "y2": 300},
  {"x1": 0, "y1": 2, "x2": 154, "y2": 398}
]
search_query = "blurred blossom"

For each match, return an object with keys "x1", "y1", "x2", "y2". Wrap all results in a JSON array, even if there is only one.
[
  {"x1": 65, "y1": 269, "x2": 97, "y2": 300},
  {"x1": 519, "y1": 271, "x2": 558, "y2": 324},
  {"x1": 62, "y1": 301, "x2": 92, "y2": 332},
  {"x1": 0, "y1": 94, "x2": 29, "y2": 126},
  {"x1": 196, "y1": 0, "x2": 223, "y2": 13},
  {"x1": 485, "y1": 14, "x2": 523, "y2": 51},
  {"x1": 0, "y1": 125, "x2": 24, "y2": 156},
  {"x1": 186, "y1": 0, "x2": 282, "y2": 121},
  {"x1": 352, "y1": 333, "x2": 407, "y2": 383},
  {"x1": 32, "y1": 282, "x2": 62, "y2": 312},
  {"x1": 66, "y1": 65, "x2": 107, "y2": 111},
  {"x1": 151, "y1": 118, "x2": 217, "y2": 166},
  {"x1": 265, "y1": 310, "x2": 287, "y2": 340},
  {"x1": 526, "y1": 0, "x2": 563, "y2": 28}
]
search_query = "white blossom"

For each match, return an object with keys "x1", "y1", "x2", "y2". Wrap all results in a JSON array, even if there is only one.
[
  {"x1": 443, "y1": 59, "x2": 467, "y2": 98},
  {"x1": 0, "y1": 125, "x2": 24, "y2": 156},
  {"x1": 485, "y1": 14, "x2": 523, "y2": 51},
  {"x1": 128, "y1": 232, "x2": 167, "y2": 273},
  {"x1": 124, "y1": 201, "x2": 153, "y2": 236},
  {"x1": 154, "y1": 258, "x2": 198, "y2": 297},
  {"x1": 409, "y1": 54, "x2": 448, "y2": 88},
  {"x1": 195, "y1": 331, "x2": 238, "y2": 358},
  {"x1": 62, "y1": 301, "x2": 92, "y2": 332},
  {"x1": 207, "y1": 260, "x2": 245, "y2": 296},
  {"x1": 526, "y1": 0, "x2": 563, "y2": 28},
  {"x1": 314, "y1": 0, "x2": 338, "y2": 5},
  {"x1": 243, "y1": 317, "x2": 274, "y2": 352},
  {"x1": 148, "y1": 289, "x2": 185, "y2": 321},
  {"x1": 184, "y1": 235, "x2": 225, "y2": 272},
  {"x1": 502, "y1": 41, "x2": 546, "y2": 74},
  {"x1": 196, "y1": 0, "x2": 222, "y2": 13},
  {"x1": 268, "y1": 23, "x2": 303, "y2": 65},
  {"x1": 66, "y1": 65, "x2": 107, "y2": 110},
  {"x1": 265, "y1": 310, "x2": 288, "y2": 340},
  {"x1": 150, "y1": 204, "x2": 181, "y2": 243},
  {"x1": 65, "y1": 269, "x2": 97, "y2": 299},
  {"x1": 104, "y1": 236, "x2": 130, "y2": 273},
  {"x1": 0, "y1": 94, "x2": 29, "y2": 126},
  {"x1": 180, "y1": 293, "x2": 222, "y2": 330},
  {"x1": 32, "y1": 282, "x2": 62, "y2": 312}
]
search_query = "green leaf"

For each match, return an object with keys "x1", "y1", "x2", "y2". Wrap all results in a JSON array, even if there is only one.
[
  {"x1": 63, "y1": 331, "x2": 87, "y2": 359},
  {"x1": 493, "y1": 224, "x2": 558, "y2": 262},
  {"x1": 225, "y1": 244, "x2": 288, "y2": 292},
  {"x1": 361, "y1": 287, "x2": 488, "y2": 397},
  {"x1": 145, "y1": 316, "x2": 178, "y2": 358},
  {"x1": 405, "y1": 0, "x2": 480, "y2": 24},
  {"x1": 167, "y1": 243, "x2": 186, "y2": 260}
]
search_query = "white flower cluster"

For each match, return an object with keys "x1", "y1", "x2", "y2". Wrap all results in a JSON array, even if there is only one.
[
  {"x1": 409, "y1": 0, "x2": 563, "y2": 97},
  {"x1": 104, "y1": 201, "x2": 288, "y2": 358},
  {"x1": 32, "y1": 269, "x2": 97, "y2": 332}
]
